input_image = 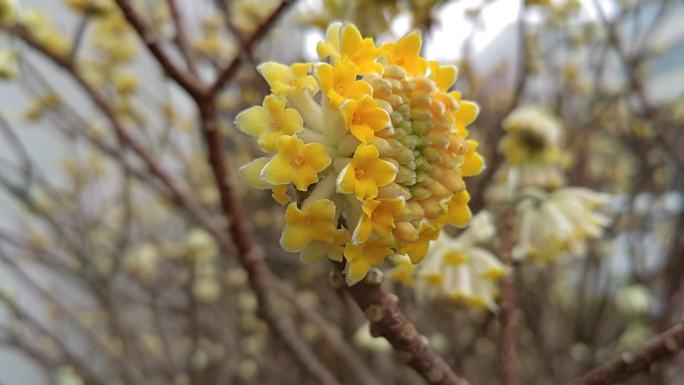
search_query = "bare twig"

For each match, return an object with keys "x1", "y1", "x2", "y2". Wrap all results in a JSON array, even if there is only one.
[
  {"x1": 166, "y1": 0, "x2": 198, "y2": 75},
  {"x1": 207, "y1": 0, "x2": 295, "y2": 96},
  {"x1": 113, "y1": 0, "x2": 206, "y2": 98},
  {"x1": 567, "y1": 321, "x2": 684, "y2": 385}
]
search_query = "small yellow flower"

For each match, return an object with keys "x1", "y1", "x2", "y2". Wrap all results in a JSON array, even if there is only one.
[
  {"x1": 271, "y1": 185, "x2": 291, "y2": 205},
  {"x1": 352, "y1": 198, "x2": 405, "y2": 243},
  {"x1": 461, "y1": 140, "x2": 485, "y2": 177},
  {"x1": 262, "y1": 135, "x2": 331, "y2": 191},
  {"x1": 344, "y1": 237, "x2": 394, "y2": 285},
  {"x1": 236, "y1": 94, "x2": 304, "y2": 152},
  {"x1": 337, "y1": 144, "x2": 397, "y2": 200},
  {"x1": 443, "y1": 190, "x2": 472, "y2": 228},
  {"x1": 342, "y1": 96, "x2": 389, "y2": 143},
  {"x1": 380, "y1": 31, "x2": 427, "y2": 75},
  {"x1": 258, "y1": 62, "x2": 319, "y2": 96},
  {"x1": 280, "y1": 200, "x2": 339, "y2": 252},
  {"x1": 398, "y1": 223, "x2": 440, "y2": 263},
  {"x1": 317, "y1": 23, "x2": 383, "y2": 75},
  {"x1": 388, "y1": 254, "x2": 416, "y2": 286},
  {"x1": 300, "y1": 229, "x2": 350, "y2": 263},
  {"x1": 453, "y1": 100, "x2": 479, "y2": 135},
  {"x1": 317, "y1": 61, "x2": 372, "y2": 108},
  {"x1": 428, "y1": 61, "x2": 458, "y2": 92}
]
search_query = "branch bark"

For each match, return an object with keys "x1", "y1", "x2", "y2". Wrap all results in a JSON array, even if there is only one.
[
  {"x1": 113, "y1": 0, "x2": 206, "y2": 98},
  {"x1": 567, "y1": 321, "x2": 684, "y2": 385},
  {"x1": 335, "y1": 268, "x2": 469, "y2": 385},
  {"x1": 498, "y1": 213, "x2": 521, "y2": 385}
]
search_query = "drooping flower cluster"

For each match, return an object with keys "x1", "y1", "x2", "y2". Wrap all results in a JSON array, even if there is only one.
[
  {"x1": 514, "y1": 187, "x2": 612, "y2": 262},
  {"x1": 391, "y1": 212, "x2": 507, "y2": 309},
  {"x1": 493, "y1": 106, "x2": 567, "y2": 193},
  {"x1": 237, "y1": 23, "x2": 483, "y2": 284}
]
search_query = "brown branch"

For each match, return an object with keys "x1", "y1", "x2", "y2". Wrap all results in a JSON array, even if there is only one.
[
  {"x1": 166, "y1": 0, "x2": 199, "y2": 76},
  {"x1": 207, "y1": 0, "x2": 295, "y2": 97},
  {"x1": 334, "y1": 267, "x2": 469, "y2": 385},
  {"x1": 498, "y1": 212, "x2": 521, "y2": 385},
  {"x1": 567, "y1": 321, "x2": 684, "y2": 385},
  {"x1": 113, "y1": 0, "x2": 206, "y2": 98}
]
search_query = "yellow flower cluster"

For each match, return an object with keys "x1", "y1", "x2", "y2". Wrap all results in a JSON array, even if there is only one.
[{"x1": 237, "y1": 23, "x2": 483, "y2": 284}]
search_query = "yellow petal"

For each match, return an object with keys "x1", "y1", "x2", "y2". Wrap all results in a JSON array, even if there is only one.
[
  {"x1": 461, "y1": 140, "x2": 485, "y2": 176},
  {"x1": 261, "y1": 154, "x2": 292, "y2": 185},
  {"x1": 303, "y1": 143, "x2": 332, "y2": 172},
  {"x1": 235, "y1": 106, "x2": 268, "y2": 137},
  {"x1": 239, "y1": 157, "x2": 271, "y2": 189},
  {"x1": 280, "y1": 223, "x2": 311, "y2": 252},
  {"x1": 271, "y1": 184, "x2": 291, "y2": 205}
]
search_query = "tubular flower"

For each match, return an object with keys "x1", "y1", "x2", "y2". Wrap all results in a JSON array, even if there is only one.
[
  {"x1": 493, "y1": 106, "x2": 567, "y2": 192},
  {"x1": 317, "y1": 22, "x2": 383, "y2": 75},
  {"x1": 400, "y1": 212, "x2": 508, "y2": 310},
  {"x1": 342, "y1": 96, "x2": 390, "y2": 143},
  {"x1": 514, "y1": 187, "x2": 612, "y2": 262},
  {"x1": 262, "y1": 135, "x2": 331, "y2": 191},
  {"x1": 337, "y1": 143, "x2": 397, "y2": 200},
  {"x1": 236, "y1": 94, "x2": 304, "y2": 152},
  {"x1": 236, "y1": 23, "x2": 483, "y2": 285},
  {"x1": 280, "y1": 199, "x2": 339, "y2": 252}
]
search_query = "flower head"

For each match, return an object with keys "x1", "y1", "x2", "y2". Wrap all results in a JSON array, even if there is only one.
[{"x1": 237, "y1": 23, "x2": 483, "y2": 285}]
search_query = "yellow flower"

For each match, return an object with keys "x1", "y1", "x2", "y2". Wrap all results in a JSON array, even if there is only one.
[
  {"x1": 398, "y1": 223, "x2": 440, "y2": 263},
  {"x1": 453, "y1": 99, "x2": 479, "y2": 135},
  {"x1": 428, "y1": 61, "x2": 458, "y2": 92},
  {"x1": 344, "y1": 237, "x2": 394, "y2": 285},
  {"x1": 352, "y1": 198, "x2": 405, "y2": 243},
  {"x1": 235, "y1": 94, "x2": 304, "y2": 152},
  {"x1": 262, "y1": 135, "x2": 331, "y2": 191},
  {"x1": 317, "y1": 23, "x2": 383, "y2": 75},
  {"x1": 258, "y1": 62, "x2": 319, "y2": 96},
  {"x1": 239, "y1": 157, "x2": 271, "y2": 189},
  {"x1": 317, "y1": 61, "x2": 372, "y2": 108},
  {"x1": 271, "y1": 185, "x2": 291, "y2": 205},
  {"x1": 300, "y1": 229, "x2": 349, "y2": 263},
  {"x1": 337, "y1": 144, "x2": 397, "y2": 200},
  {"x1": 461, "y1": 140, "x2": 485, "y2": 177},
  {"x1": 442, "y1": 190, "x2": 472, "y2": 228},
  {"x1": 280, "y1": 200, "x2": 338, "y2": 252},
  {"x1": 342, "y1": 96, "x2": 389, "y2": 143},
  {"x1": 388, "y1": 254, "x2": 416, "y2": 286},
  {"x1": 380, "y1": 31, "x2": 427, "y2": 75}
]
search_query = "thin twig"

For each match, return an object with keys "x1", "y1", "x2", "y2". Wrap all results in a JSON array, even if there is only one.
[
  {"x1": 567, "y1": 321, "x2": 684, "y2": 385},
  {"x1": 166, "y1": 0, "x2": 199, "y2": 75},
  {"x1": 207, "y1": 0, "x2": 295, "y2": 97},
  {"x1": 113, "y1": 0, "x2": 206, "y2": 98}
]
